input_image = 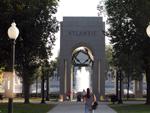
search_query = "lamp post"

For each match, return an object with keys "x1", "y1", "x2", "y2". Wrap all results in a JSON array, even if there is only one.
[
  {"x1": 146, "y1": 23, "x2": 150, "y2": 37},
  {"x1": 7, "y1": 22, "x2": 19, "y2": 113}
]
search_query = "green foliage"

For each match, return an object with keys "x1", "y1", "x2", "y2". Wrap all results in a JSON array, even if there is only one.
[
  {"x1": 41, "y1": 58, "x2": 57, "y2": 78},
  {"x1": 102, "y1": 0, "x2": 150, "y2": 103},
  {"x1": 0, "y1": 0, "x2": 59, "y2": 69},
  {"x1": 105, "y1": 45, "x2": 113, "y2": 68},
  {"x1": 41, "y1": 60, "x2": 50, "y2": 78},
  {"x1": 0, "y1": 0, "x2": 59, "y2": 103},
  {"x1": 49, "y1": 58, "x2": 57, "y2": 75},
  {"x1": 103, "y1": 0, "x2": 150, "y2": 76}
]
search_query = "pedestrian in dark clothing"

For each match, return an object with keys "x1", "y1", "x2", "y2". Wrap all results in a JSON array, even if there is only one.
[{"x1": 84, "y1": 88, "x2": 96, "y2": 113}]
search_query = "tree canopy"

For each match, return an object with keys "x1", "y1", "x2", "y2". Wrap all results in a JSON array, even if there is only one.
[
  {"x1": 100, "y1": 0, "x2": 150, "y2": 104},
  {"x1": 0, "y1": 0, "x2": 59, "y2": 103}
]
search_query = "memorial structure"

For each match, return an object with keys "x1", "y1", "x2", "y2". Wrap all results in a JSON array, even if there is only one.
[{"x1": 58, "y1": 17, "x2": 105, "y2": 100}]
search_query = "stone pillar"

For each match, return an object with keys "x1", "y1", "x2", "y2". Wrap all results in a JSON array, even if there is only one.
[
  {"x1": 92, "y1": 58, "x2": 105, "y2": 101},
  {"x1": 92, "y1": 59, "x2": 98, "y2": 100},
  {"x1": 59, "y1": 59, "x2": 67, "y2": 101},
  {"x1": 99, "y1": 59, "x2": 105, "y2": 101},
  {"x1": 98, "y1": 59, "x2": 101, "y2": 95},
  {"x1": 66, "y1": 57, "x2": 73, "y2": 101}
]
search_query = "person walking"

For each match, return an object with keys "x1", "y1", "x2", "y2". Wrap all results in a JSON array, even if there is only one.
[{"x1": 84, "y1": 88, "x2": 96, "y2": 113}]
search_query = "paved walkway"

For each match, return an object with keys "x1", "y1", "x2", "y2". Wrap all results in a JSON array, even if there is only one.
[{"x1": 47, "y1": 101, "x2": 117, "y2": 113}]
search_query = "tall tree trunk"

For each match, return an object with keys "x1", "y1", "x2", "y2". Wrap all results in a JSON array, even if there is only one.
[
  {"x1": 41, "y1": 75, "x2": 45, "y2": 103},
  {"x1": 146, "y1": 67, "x2": 150, "y2": 104},
  {"x1": 23, "y1": 75, "x2": 30, "y2": 104},
  {"x1": 36, "y1": 77, "x2": 38, "y2": 97},
  {"x1": 127, "y1": 73, "x2": 130, "y2": 100},
  {"x1": 118, "y1": 70, "x2": 123, "y2": 104},
  {"x1": 127, "y1": 54, "x2": 130, "y2": 100},
  {"x1": 46, "y1": 74, "x2": 50, "y2": 101},
  {"x1": 22, "y1": 69, "x2": 30, "y2": 104},
  {"x1": 116, "y1": 71, "x2": 118, "y2": 98}
]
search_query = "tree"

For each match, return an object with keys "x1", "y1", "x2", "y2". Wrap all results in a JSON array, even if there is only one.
[
  {"x1": 105, "y1": 45, "x2": 113, "y2": 68},
  {"x1": 101, "y1": 0, "x2": 150, "y2": 104},
  {"x1": 40, "y1": 58, "x2": 58, "y2": 102},
  {"x1": 45, "y1": 58, "x2": 57, "y2": 101},
  {"x1": 0, "y1": 0, "x2": 59, "y2": 103},
  {"x1": 33, "y1": 65, "x2": 42, "y2": 97}
]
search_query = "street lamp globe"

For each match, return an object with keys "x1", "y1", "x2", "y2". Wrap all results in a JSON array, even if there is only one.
[
  {"x1": 8, "y1": 22, "x2": 19, "y2": 40},
  {"x1": 146, "y1": 24, "x2": 150, "y2": 38}
]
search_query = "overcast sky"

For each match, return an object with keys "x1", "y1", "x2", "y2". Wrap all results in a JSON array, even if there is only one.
[
  {"x1": 51, "y1": 0, "x2": 108, "y2": 60},
  {"x1": 56, "y1": 0, "x2": 100, "y2": 21}
]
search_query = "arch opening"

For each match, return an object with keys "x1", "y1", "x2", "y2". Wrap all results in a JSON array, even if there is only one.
[{"x1": 71, "y1": 46, "x2": 94, "y2": 95}]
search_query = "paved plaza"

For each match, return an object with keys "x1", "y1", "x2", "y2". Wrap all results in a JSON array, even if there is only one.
[{"x1": 47, "y1": 101, "x2": 117, "y2": 113}]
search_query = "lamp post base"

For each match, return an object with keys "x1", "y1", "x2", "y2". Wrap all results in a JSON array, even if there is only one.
[{"x1": 8, "y1": 98, "x2": 13, "y2": 113}]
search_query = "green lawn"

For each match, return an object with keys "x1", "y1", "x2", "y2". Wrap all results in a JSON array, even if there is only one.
[
  {"x1": 0, "y1": 103, "x2": 55, "y2": 113},
  {"x1": 110, "y1": 104, "x2": 150, "y2": 113}
]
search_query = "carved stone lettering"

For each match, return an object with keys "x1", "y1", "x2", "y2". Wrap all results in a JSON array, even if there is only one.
[{"x1": 68, "y1": 31, "x2": 96, "y2": 37}]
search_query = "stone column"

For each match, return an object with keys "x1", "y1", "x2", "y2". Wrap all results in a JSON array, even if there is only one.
[
  {"x1": 66, "y1": 57, "x2": 73, "y2": 101},
  {"x1": 99, "y1": 59, "x2": 105, "y2": 101},
  {"x1": 98, "y1": 59, "x2": 104, "y2": 101},
  {"x1": 92, "y1": 59, "x2": 99, "y2": 100},
  {"x1": 59, "y1": 59, "x2": 67, "y2": 101},
  {"x1": 98, "y1": 60, "x2": 101, "y2": 94}
]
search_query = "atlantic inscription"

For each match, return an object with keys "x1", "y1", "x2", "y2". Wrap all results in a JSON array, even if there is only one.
[{"x1": 68, "y1": 31, "x2": 97, "y2": 37}]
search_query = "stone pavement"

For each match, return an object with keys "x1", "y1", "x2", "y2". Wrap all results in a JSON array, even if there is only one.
[{"x1": 47, "y1": 101, "x2": 117, "y2": 113}]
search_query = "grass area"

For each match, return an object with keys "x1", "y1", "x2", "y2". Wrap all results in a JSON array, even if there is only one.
[
  {"x1": 110, "y1": 104, "x2": 150, "y2": 113},
  {"x1": 1, "y1": 97, "x2": 58, "y2": 102},
  {"x1": 14, "y1": 97, "x2": 42, "y2": 102},
  {"x1": 123, "y1": 98, "x2": 146, "y2": 101},
  {"x1": 0, "y1": 103, "x2": 55, "y2": 113}
]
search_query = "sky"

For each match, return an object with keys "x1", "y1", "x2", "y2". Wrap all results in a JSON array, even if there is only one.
[
  {"x1": 51, "y1": 0, "x2": 108, "y2": 59},
  {"x1": 56, "y1": 0, "x2": 100, "y2": 20}
]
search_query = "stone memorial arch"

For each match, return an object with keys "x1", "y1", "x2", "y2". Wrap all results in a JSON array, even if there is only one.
[{"x1": 58, "y1": 17, "x2": 105, "y2": 100}]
